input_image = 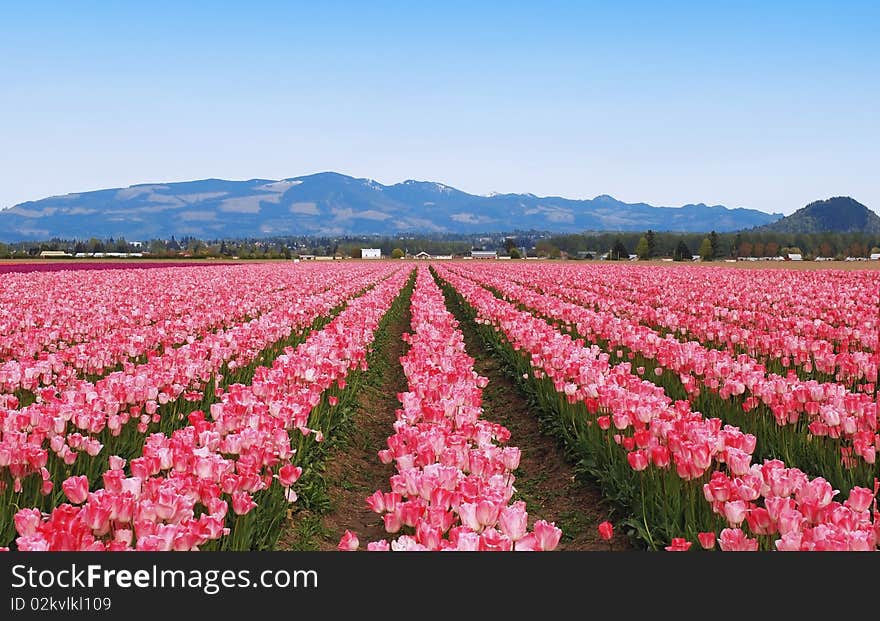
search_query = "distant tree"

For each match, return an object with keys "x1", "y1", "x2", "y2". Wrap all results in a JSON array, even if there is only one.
[
  {"x1": 765, "y1": 241, "x2": 780, "y2": 257},
  {"x1": 509, "y1": 248, "x2": 522, "y2": 259},
  {"x1": 635, "y1": 236, "x2": 650, "y2": 260},
  {"x1": 610, "y1": 238, "x2": 628, "y2": 261},
  {"x1": 391, "y1": 248, "x2": 405, "y2": 259},
  {"x1": 220, "y1": 241, "x2": 229, "y2": 256},
  {"x1": 752, "y1": 242, "x2": 765, "y2": 257},
  {"x1": 708, "y1": 230, "x2": 719, "y2": 259},
  {"x1": 818, "y1": 241, "x2": 833, "y2": 257},
  {"x1": 645, "y1": 230, "x2": 656, "y2": 257},
  {"x1": 535, "y1": 240, "x2": 561, "y2": 258},
  {"x1": 732, "y1": 233, "x2": 742, "y2": 257},
  {"x1": 698, "y1": 237, "x2": 713, "y2": 261},
  {"x1": 504, "y1": 238, "x2": 517, "y2": 254},
  {"x1": 738, "y1": 240, "x2": 753, "y2": 257},
  {"x1": 848, "y1": 241, "x2": 867, "y2": 257},
  {"x1": 673, "y1": 239, "x2": 691, "y2": 261}
]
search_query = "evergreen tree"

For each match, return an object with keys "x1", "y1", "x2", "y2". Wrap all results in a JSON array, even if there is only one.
[
  {"x1": 611, "y1": 238, "x2": 628, "y2": 260},
  {"x1": 673, "y1": 239, "x2": 691, "y2": 261},
  {"x1": 708, "y1": 230, "x2": 719, "y2": 258},
  {"x1": 645, "y1": 230, "x2": 656, "y2": 257}
]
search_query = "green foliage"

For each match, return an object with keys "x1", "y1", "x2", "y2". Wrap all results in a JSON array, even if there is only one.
[
  {"x1": 391, "y1": 247, "x2": 405, "y2": 259},
  {"x1": 610, "y1": 238, "x2": 628, "y2": 260},
  {"x1": 673, "y1": 239, "x2": 691, "y2": 261},
  {"x1": 698, "y1": 237, "x2": 713, "y2": 260},
  {"x1": 634, "y1": 236, "x2": 650, "y2": 260}
]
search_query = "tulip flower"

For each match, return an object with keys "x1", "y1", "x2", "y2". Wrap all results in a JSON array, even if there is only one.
[{"x1": 337, "y1": 530, "x2": 359, "y2": 551}]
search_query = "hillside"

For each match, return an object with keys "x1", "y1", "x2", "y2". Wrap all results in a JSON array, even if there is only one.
[{"x1": 754, "y1": 197, "x2": 880, "y2": 234}]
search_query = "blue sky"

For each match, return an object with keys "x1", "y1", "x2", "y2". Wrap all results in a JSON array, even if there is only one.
[{"x1": 1, "y1": 1, "x2": 877, "y2": 215}]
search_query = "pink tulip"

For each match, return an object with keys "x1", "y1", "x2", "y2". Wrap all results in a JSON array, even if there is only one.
[
  {"x1": 499, "y1": 502, "x2": 529, "y2": 541},
  {"x1": 533, "y1": 520, "x2": 562, "y2": 551},
  {"x1": 718, "y1": 528, "x2": 759, "y2": 551},
  {"x1": 62, "y1": 475, "x2": 90, "y2": 505},
  {"x1": 277, "y1": 464, "x2": 302, "y2": 487},
  {"x1": 231, "y1": 492, "x2": 257, "y2": 516},
  {"x1": 337, "y1": 530, "x2": 359, "y2": 551}
]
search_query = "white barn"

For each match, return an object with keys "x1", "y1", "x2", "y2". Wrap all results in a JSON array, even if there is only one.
[{"x1": 361, "y1": 248, "x2": 382, "y2": 259}]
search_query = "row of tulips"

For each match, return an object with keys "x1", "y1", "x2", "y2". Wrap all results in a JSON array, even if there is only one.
[
  {"x1": 0, "y1": 264, "x2": 297, "y2": 364},
  {"x1": 0, "y1": 263, "x2": 384, "y2": 397},
  {"x1": 445, "y1": 263, "x2": 878, "y2": 488},
  {"x1": 341, "y1": 267, "x2": 561, "y2": 551},
  {"x1": 506, "y1": 263, "x2": 879, "y2": 388},
  {"x1": 526, "y1": 263, "x2": 879, "y2": 351},
  {"x1": 0, "y1": 264, "x2": 398, "y2": 541},
  {"x1": 8, "y1": 267, "x2": 412, "y2": 550},
  {"x1": 433, "y1": 264, "x2": 878, "y2": 550}
]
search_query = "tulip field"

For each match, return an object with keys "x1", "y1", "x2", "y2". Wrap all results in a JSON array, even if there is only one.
[{"x1": 1, "y1": 260, "x2": 878, "y2": 551}]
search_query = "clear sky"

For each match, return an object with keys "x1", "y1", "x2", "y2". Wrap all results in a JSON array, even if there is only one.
[{"x1": 1, "y1": 0, "x2": 877, "y2": 215}]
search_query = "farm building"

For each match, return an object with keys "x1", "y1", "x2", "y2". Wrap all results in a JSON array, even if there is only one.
[
  {"x1": 870, "y1": 253, "x2": 880, "y2": 261},
  {"x1": 413, "y1": 251, "x2": 431, "y2": 260},
  {"x1": 361, "y1": 248, "x2": 382, "y2": 259},
  {"x1": 787, "y1": 253, "x2": 803, "y2": 261},
  {"x1": 39, "y1": 250, "x2": 71, "y2": 258},
  {"x1": 471, "y1": 250, "x2": 497, "y2": 259}
]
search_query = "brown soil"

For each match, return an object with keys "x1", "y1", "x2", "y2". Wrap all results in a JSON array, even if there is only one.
[
  {"x1": 455, "y1": 309, "x2": 633, "y2": 551},
  {"x1": 277, "y1": 279, "x2": 632, "y2": 551},
  {"x1": 277, "y1": 297, "x2": 411, "y2": 551}
]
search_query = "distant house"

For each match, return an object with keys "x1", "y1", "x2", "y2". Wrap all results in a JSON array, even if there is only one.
[
  {"x1": 361, "y1": 248, "x2": 382, "y2": 259},
  {"x1": 298, "y1": 254, "x2": 316, "y2": 261},
  {"x1": 576, "y1": 250, "x2": 597, "y2": 260},
  {"x1": 39, "y1": 250, "x2": 71, "y2": 258},
  {"x1": 815, "y1": 256, "x2": 834, "y2": 261},
  {"x1": 787, "y1": 253, "x2": 803, "y2": 261},
  {"x1": 471, "y1": 250, "x2": 497, "y2": 259},
  {"x1": 432, "y1": 254, "x2": 453, "y2": 260},
  {"x1": 628, "y1": 254, "x2": 639, "y2": 261},
  {"x1": 413, "y1": 251, "x2": 431, "y2": 260},
  {"x1": 870, "y1": 253, "x2": 880, "y2": 261},
  {"x1": 692, "y1": 255, "x2": 701, "y2": 261}
]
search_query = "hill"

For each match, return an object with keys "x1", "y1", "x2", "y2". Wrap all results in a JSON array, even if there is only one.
[{"x1": 753, "y1": 196, "x2": 880, "y2": 234}]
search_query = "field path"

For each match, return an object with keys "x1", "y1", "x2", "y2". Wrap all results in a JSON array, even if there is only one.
[
  {"x1": 443, "y1": 280, "x2": 633, "y2": 551},
  {"x1": 278, "y1": 282, "x2": 413, "y2": 550}
]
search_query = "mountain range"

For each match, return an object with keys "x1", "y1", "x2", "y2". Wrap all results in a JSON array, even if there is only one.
[
  {"x1": 751, "y1": 196, "x2": 880, "y2": 234},
  {"x1": 0, "y1": 172, "x2": 784, "y2": 241}
]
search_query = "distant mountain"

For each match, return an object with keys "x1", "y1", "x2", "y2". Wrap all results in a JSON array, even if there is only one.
[
  {"x1": 0, "y1": 172, "x2": 782, "y2": 241},
  {"x1": 753, "y1": 196, "x2": 880, "y2": 234}
]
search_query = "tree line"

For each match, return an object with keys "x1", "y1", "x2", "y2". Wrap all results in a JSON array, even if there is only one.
[{"x1": 544, "y1": 230, "x2": 880, "y2": 260}]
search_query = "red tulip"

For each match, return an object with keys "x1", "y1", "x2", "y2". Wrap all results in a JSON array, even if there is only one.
[
  {"x1": 697, "y1": 532, "x2": 716, "y2": 550},
  {"x1": 598, "y1": 521, "x2": 614, "y2": 541}
]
